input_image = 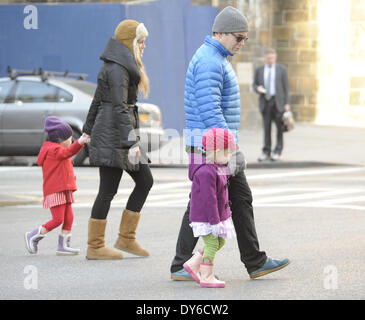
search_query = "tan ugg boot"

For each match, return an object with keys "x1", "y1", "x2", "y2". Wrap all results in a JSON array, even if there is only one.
[
  {"x1": 86, "y1": 218, "x2": 123, "y2": 260},
  {"x1": 114, "y1": 209, "x2": 149, "y2": 257}
]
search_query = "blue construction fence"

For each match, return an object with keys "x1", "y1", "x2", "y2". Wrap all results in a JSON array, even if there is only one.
[{"x1": 0, "y1": 0, "x2": 217, "y2": 133}]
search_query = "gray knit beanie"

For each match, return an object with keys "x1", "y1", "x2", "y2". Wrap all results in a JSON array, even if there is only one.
[{"x1": 212, "y1": 6, "x2": 249, "y2": 33}]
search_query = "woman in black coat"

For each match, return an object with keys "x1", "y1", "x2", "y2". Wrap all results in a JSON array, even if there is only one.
[{"x1": 83, "y1": 20, "x2": 153, "y2": 260}]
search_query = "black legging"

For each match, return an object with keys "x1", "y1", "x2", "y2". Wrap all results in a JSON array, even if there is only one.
[{"x1": 91, "y1": 165, "x2": 153, "y2": 219}]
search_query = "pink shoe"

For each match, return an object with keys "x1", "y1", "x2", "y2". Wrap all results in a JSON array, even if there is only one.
[
  {"x1": 183, "y1": 249, "x2": 203, "y2": 284},
  {"x1": 199, "y1": 262, "x2": 225, "y2": 288}
]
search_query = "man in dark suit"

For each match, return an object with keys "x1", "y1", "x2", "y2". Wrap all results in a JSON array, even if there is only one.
[{"x1": 253, "y1": 48, "x2": 290, "y2": 161}]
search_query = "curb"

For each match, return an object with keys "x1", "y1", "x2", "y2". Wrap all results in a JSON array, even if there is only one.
[
  {"x1": 0, "y1": 200, "x2": 40, "y2": 207},
  {"x1": 246, "y1": 161, "x2": 356, "y2": 169},
  {"x1": 149, "y1": 161, "x2": 357, "y2": 169},
  {"x1": 0, "y1": 159, "x2": 360, "y2": 169}
]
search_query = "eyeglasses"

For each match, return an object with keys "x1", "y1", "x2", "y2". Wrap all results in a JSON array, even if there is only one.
[{"x1": 230, "y1": 33, "x2": 248, "y2": 43}]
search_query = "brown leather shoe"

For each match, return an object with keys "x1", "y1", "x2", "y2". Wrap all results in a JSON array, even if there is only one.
[{"x1": 114, "y1": 209, "x2": 149, "y2": 257}]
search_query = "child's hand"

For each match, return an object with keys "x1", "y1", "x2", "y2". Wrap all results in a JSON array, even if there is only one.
[
  {"x1": 257, "y1": 85, "x2": 266, "y2": 94},
  {"x1": 128, "y1": 145, "x2": 141, "y2": 158},
  {"x1": 78, "y1": 133, "x2": 91, "y2": 145},
  {"x1": 128, "y1": 145, "x2": 141, "y2": 165}
]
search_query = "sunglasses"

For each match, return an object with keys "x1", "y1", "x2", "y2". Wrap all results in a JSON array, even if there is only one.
[{"x1": 230, "y1": 33, "x2": 248, "y2": 43}]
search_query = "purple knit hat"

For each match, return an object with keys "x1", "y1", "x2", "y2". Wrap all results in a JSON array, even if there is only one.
[{"x1": 44, "y1": 116, "x2": 73, "y2": 142}]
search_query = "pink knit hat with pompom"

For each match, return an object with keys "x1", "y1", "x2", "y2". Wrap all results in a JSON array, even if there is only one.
[{"x1": 202, "y1": 128, "x2": 237, "y2": 151}]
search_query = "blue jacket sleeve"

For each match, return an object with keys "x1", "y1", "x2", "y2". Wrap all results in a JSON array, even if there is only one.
[{"x1": 194, "y1": 61, "x2": 229, "y2": 130}]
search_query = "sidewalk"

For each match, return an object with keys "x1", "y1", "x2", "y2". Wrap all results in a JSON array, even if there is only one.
[
  {"x1": 240, "y1": 123, "x2": 365, "y2": 167},
  {"x1": 149, "y1": 123, "x2": 365, "y2": 168},
  {"x1": 0, "y1": 123, "x2": 364, "y2": 168}
]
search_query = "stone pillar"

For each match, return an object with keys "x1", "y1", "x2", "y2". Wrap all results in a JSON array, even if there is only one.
[
  {"x1": 232, "y1": 0, "x2": 274, "y2": 129},
  {"x1": 347, "y1": 0, "x2": 365, "y2": 125},
  {"x1": 271, "y1": 0, "x2": 319, "y2": 122},
  {"x1": 191, "y1": 0, "x2": 216, "y2": 5},
  {"x1": 234, "y1": 0, "x2": 273, "y2": 128}
]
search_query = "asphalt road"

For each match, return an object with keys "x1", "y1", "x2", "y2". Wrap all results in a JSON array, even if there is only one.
[{"x1": 1, "y1": 165, "x2": 365, "y2": 300}]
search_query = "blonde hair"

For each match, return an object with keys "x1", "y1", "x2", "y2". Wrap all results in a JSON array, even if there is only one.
[
  {"x1": 205, "y1": 150, "x2": 216, "y2": 161},
  {"x1": 205, "y1": 148, "x2": 232, "y2": 164},
  {"x1": 114, "y1": 20, "x2": 150, "y2": 99},
  {"x1": 134, "y1": 23, "x2": 150, "y2": 99}
]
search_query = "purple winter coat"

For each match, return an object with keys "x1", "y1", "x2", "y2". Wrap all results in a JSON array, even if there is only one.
[{"x1": 188, "y1": 153, "x2": 232, "y2": 225}]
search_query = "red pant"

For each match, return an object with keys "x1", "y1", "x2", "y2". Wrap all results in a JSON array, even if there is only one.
[{"x1": 42, "y1": 203, "x2": 74, "y2": 232}]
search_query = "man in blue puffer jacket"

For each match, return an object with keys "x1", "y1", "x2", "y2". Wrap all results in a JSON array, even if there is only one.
[
  {"x1": 171, "y1": 6, "x2": 290, "y2": 280},
  {"x1": 184, "y1": 32, "x2": 241, "y2": 148}
]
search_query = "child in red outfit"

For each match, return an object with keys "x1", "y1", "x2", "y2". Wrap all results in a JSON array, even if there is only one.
[{"x1": 24, "y1": 116, "x2": 90, "y2": 255}]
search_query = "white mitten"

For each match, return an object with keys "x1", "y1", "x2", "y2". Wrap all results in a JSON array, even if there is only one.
[{"x1": 228, "y1": 150, "x2": 247, "y2": 176}]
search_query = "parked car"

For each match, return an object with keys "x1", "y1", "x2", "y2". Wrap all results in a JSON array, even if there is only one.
[{"x1": 0, "y1": 68, "x2": 165, "y2": 165}]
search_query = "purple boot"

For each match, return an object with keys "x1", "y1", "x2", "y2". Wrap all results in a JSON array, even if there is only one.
[
  {"x1": 24, "y1": 226, "x2": 45, "y2": 254},
  {"x1": 56, "y1": 234, "x2": 80, "y2": 255}
]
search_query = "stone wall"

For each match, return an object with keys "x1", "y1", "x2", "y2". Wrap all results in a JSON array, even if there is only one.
[
  {"x1": 349, "y1": 0, "x2": 365, "y2": 109},
  {"x1": 271, "y1": 0, "x2": 319, "y2": 122}
]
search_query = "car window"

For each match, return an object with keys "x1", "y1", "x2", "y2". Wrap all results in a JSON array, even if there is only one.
[
  {"x1": 62, "y1": 80, "x2": 96, "y2": 97},
  {"x1": 58, "y1": 88, "x2": 73, "y2": 102},
  {"x1": 0, "y1": 81, "x2": 14, "y2": 103},
  {"x1": 14, "y1": 81, "x2": 58, "y2": 103}
]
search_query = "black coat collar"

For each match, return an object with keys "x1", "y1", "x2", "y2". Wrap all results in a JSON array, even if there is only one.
[{"x1": 100, "y1": 38, "x2": 140, "y2": 81}]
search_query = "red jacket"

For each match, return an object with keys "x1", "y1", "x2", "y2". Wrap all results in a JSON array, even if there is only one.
[{"x1": 37, "y1": 141, "x2": 84, "y2": 196}]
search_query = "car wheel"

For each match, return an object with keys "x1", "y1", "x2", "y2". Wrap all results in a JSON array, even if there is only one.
[{"x1": 72, "y1": 130, "x2": 88, "y2": 166}]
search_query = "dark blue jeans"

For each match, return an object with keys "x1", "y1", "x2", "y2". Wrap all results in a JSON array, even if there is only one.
[{"x1": 170, "y1": 170, "x2": 267, "y2": 274}]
